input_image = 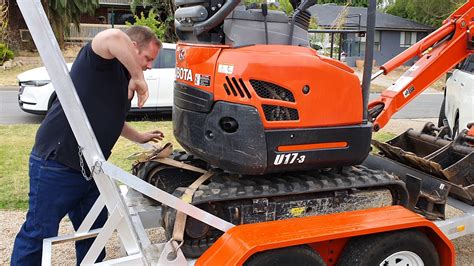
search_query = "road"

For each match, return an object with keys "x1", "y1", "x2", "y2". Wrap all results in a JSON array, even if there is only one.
[
  {"x1": 0, "y1": 88, "x2": 43, "y2": 125},
  {"x1": 0, "y1": 88, "x2": 443, "y2": 125}
]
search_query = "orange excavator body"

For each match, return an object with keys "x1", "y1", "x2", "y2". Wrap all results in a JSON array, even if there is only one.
[{"x1": 173, "y1": 44, "x2": 372, "y2": 175}]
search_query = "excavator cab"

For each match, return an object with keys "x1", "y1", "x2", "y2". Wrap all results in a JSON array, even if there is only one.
[{"x1": 173, "y1": 0, "x2": 372, "y2": 175}]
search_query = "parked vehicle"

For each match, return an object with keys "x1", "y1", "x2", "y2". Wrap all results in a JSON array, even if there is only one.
[
  {"x1": 440, "y1": 54, "x2": 474, "y2": 137},
  {"x1": 17, "y1": 43, "x2": 176, "y2": 115}
]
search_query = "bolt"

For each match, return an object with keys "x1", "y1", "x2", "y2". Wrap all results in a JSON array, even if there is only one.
[{"x1": 302, "y1": 85, "x2": 310, "y2": 94}]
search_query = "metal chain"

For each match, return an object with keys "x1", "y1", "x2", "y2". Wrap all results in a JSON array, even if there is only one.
[{"x1": 78, "y1": 145, "x2": 94, "y2": 181}]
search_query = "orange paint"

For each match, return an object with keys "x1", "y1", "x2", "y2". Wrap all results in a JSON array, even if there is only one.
[{"x1": 196, "y1": 206, "x2": 454, "y2": 266}]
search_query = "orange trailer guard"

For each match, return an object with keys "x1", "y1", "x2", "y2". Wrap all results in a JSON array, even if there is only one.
[{"x1": 197, "y1": 206, "x2": 454, "y2": 265}]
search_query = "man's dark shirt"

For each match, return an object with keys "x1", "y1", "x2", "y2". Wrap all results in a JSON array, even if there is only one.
[{"x1": 33, "y1": 42, "x2": 131, "y2": 171}]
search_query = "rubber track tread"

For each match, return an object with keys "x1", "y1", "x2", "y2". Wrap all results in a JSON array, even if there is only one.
[{"x1": 192, "y1": 166, "x2": 407, "y2": 205}]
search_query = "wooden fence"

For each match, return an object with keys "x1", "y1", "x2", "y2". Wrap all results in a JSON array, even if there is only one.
[{"x1": 66, "y1": 23, "x2": 128, "y2": 42}]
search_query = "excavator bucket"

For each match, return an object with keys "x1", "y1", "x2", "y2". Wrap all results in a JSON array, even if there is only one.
[{"x1": 372, "y1": 122, "x2": 474, "y2": 205}]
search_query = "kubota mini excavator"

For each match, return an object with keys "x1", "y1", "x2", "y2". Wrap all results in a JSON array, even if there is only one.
[{"x1": 133, "y1": 0, "x2": 474, "y2": 261}]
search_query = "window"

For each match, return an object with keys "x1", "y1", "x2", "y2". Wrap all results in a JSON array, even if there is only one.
[
  {"x1": 359, "y1": 31, "x2": 381, "y2": 52},
  {"x1": 152, "y1": 48, "x2": 176, "y2": 69},
  {"x1": 400, "y1": 32, "x2": 417, "y2": 48}
]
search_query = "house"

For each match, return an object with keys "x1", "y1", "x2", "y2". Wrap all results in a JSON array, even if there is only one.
[
  {"x1": 5, "y1": 0, "x2": 147, "y2": 48},
  {"x1": 308, "y1": 4, "x2": 434, "y2": 66}
]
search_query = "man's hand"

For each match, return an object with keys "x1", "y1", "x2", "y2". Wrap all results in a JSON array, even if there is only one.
[
  {"x1": 128, "y1": 77, "x2": 149, "y2": 108},
  {"x1": 137, "y1": 130, "x2": 164, "y2": 144}
]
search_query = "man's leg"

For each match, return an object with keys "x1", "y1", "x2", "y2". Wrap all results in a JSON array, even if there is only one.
[
  {"x1": 11, "y1": 154, "x2": 89, "y2": 266},
  {"x1": 69, "y1": 181, "x2": 108, "y2": 264}
]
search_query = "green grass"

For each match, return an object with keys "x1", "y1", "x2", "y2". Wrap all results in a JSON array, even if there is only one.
[
  {"x1": 0, "y1": 122, "x2": 396, "y2": 211},
  {"x1": 0, "y1": 121, "x2": 175, "y2": 210},
  {"x1": 372, "y1": 131, "x2": 396, "y2": 143}
]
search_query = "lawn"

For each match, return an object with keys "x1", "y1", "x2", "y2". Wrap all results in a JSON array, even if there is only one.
[
  {"x1": 0, "y1": 122, "x2": 394, "y2": 210},
  {"x1": 0, "y1": 121, "x2": 177, "y2": 210}
]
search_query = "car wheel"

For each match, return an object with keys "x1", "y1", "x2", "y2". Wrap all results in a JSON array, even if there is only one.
[
  {"x1": 244, "y1": 245, "x2": 325, "y2": 266},
  {"x1": 438, "y1": 88, "x2": 447, "y2": 127},
  {"x1": 452, "y1": 114, "x2": 459, "y2": 139},
  {"x1": 47, "y1": 92, "x2": 57, "y2": 111},
  {"x1": 337, "y1": 229, "x2": 439, "y2": 266}
]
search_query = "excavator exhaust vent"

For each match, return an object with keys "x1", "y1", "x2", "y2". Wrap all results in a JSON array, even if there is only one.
[
  {"x1": 262, "y1": 105, "x2": 299, "y2": 121},
  {"x1": 249, "y1": 80, "x2": 295, "y2": 102},
  {"x1": 224, "y1": 76, "x2": 252, "y2": 99}
]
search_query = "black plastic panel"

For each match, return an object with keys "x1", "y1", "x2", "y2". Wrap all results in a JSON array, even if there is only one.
[
  {"x1": 265, "y1": 123, "x2": 373, "y2": 173},
  {"x1": 174, "y1": 81, "x2": 214, "y2": 113},
  {"x1": 173, "y1": 101, "x2": 268, "y2": 174}
]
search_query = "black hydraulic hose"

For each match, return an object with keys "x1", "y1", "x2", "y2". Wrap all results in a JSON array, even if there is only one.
[
  {"x1": 361, "y1": 0, "x2": 376, "y2": 122},
  {"x1": 262, "y1": 3, "x2": 269, "y2": 44},
  {"x1": 288, "y1": 0, "x2": 316, "y2": 45},
  {"x1": 193, "y1": 0, "x2": 241, "y2": 36}
]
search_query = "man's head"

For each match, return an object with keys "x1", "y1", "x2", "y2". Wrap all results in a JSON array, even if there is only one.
[{"x1": 125, "y1": 26, "x2": 162, "y2": 70}]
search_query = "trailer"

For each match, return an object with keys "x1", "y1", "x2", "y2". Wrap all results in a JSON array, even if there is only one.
[{"x1": 17, "y1": 0, "x2": 473, "y2": 265}]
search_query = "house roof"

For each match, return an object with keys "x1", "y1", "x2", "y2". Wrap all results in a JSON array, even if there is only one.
[{"x1": 308, "y1": 4, "x2": 434, "y2": 32}]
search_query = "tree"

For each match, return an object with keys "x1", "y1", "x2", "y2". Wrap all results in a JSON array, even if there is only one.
[
  {"x1": 385, "y1": 0, "x2": 465, "y2": 27},
  {"x1": 131, "y1": 0, "x2": 176, "y2": 42},
  {"x1": 42, "y1": 0, "x2": 99, "y2": 48}
]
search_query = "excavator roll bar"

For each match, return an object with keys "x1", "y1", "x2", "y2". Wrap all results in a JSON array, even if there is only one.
[{"x1": 369, "y1": 0, "x2": 474, "y2": 131}]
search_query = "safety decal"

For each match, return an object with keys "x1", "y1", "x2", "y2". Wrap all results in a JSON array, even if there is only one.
[
  {"x1": 218, "y1": 64, "x2": 234, "y2": 75},
  {"x1": 195, "y1": 74, "x2": 211, "y2": 87}
]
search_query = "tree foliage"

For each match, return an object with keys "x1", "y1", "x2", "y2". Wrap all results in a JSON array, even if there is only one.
[
  {"x1": 0, "y1": 2, "x2": 13, "y2": 64},
  {"x1": 385, "y1": 0, "x2": 465, "y2": 27},
  {"x1": 42, "y1": 0, "x2": 99, "y2": 48},
  {"x1": 131, "y1": 0, "x2": 176, "y2": 42},
  {"x1": 126, "y1": 10, "x2": 166, "y2": 40}
]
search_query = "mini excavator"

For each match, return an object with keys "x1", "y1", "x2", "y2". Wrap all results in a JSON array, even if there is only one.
[{"x1": 132, "y1": 0, "x2": 474, "y2": 263}]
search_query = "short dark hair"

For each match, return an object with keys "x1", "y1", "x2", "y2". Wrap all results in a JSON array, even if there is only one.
[{"x1": 125, "y1": 25, "x2": 162, "y2": 50}]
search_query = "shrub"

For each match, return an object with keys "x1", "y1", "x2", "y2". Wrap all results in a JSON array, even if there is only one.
[
  {"x1": 0, "y1": 43, "x2": 14, "y2": 65},
  {"x1": 126, "y1": 10, "x2": 165, "y2": 40}
]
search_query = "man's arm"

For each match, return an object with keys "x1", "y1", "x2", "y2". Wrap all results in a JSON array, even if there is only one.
[
  {"x1": 91, "y1": 29, "x2": 148, "y2": 107},
  {"x1": 121, "y1": 123, "x2": 164, "y2": 143}
]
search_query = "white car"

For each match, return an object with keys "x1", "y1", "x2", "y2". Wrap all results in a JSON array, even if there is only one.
[
  {"x1": 18, "y1": 43, "x2": 176, "y2": 115},
  {"x1": 440, "y1": 54, "x2": 474, "y2": 137}
]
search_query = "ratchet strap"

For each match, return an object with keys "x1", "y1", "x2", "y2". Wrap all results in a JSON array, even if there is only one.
[
  {"x1": 172, "y1": 170, "x2": 214, "y2": 242},
  {"x1": 130, "y1": 141, "x2": 213, "y2": 242}
]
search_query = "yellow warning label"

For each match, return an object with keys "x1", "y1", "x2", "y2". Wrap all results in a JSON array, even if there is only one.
[{"x1": 290, "y1": 207, "x2": 305, "y2": 217}]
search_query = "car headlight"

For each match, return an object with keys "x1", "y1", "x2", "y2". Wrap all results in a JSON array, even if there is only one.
[{"x1": 19, "y1": 80, "x2": 51, "y2": 87}]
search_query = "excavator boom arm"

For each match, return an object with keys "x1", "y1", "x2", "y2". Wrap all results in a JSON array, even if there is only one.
[{"x1": 369, "y1": 1, "x2": 474, "y2": 131}]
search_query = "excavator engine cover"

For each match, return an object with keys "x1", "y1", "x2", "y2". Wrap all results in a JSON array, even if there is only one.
[{"x1": 173, "y1": 44, "x2": 372, "y2": 175}]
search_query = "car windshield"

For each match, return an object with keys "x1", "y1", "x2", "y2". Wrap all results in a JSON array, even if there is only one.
[{"x1": 152, "y1": 48, "x2": 176, "y2": 69}]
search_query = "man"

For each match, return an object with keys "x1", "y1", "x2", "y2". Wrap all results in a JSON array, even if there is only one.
[{"x1": 11, "y1": 25, "x2": 164, "y2": 265}]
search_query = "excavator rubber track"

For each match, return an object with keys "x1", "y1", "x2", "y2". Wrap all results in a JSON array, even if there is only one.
[{"x1": 133, "y1": 151, "x2": 409, "y2": 258}]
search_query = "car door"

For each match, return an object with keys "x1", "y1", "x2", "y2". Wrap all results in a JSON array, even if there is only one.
[
  {"x1": 445, "y1": 55, "x2": 474, "y2": 134},
  {"x1": 155, "y1": 47, "x2": 176, "y2": 107},
  {"x1": 456, "y1": 56, "x2": 474, "y2": 132},
  {"x1": 141, "y1": 57, "x2": 162, "y2": 108}
]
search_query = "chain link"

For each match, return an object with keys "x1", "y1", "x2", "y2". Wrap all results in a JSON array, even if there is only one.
[{"x1": 77, "y1": 146, "x2": 95, "y2": 181}]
